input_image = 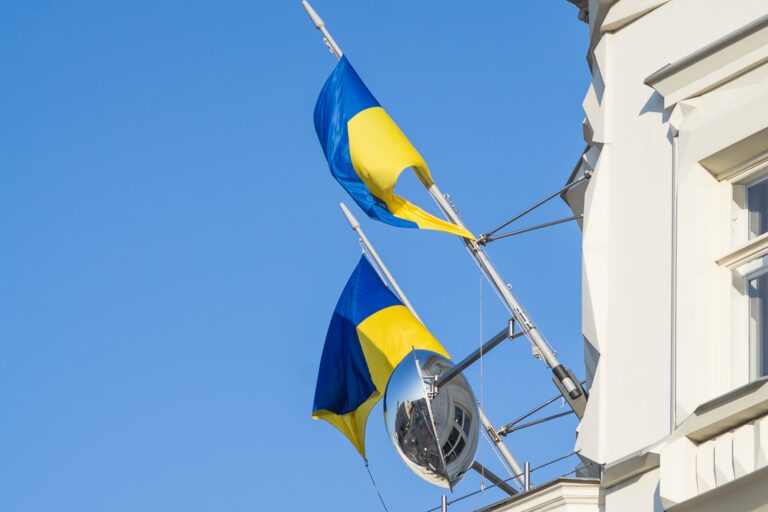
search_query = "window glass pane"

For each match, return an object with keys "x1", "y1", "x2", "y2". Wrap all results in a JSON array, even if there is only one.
[
  {"x1": 454, "y1": 406, "x2": 464, "y2": 427},
  {"x1": 453, "y1": 437, "x2": 466, "y2": 457},
  {"x1": 749, "y1": 272, "x2": 768, "y2": 377},
  {"x1": 447, "y1": 427, "x2": 459, "y2": 446},
  {"x1": 748, "y1": 178, "x2": 768, "y2": 239}
]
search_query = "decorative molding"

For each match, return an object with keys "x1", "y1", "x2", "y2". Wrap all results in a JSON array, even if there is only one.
[
  {"x1": 667, "y1": 465, "x2": 768, "y2": 512},
  {"x1": 714, "y1": 147, "x2": 768, "y2": 183},
  {"x1": 681, "y1": 88, "x2": 768, "y2": 176},
  {"x1": 674, "y1": 376, "x2": 768, "y2": 443},
  {"x1": 601, "y1": 0, "x2": 670, "y2": 33},
  {"x1": 645, "y1": 14, "x2": 768, "y2": 108},
  {"x1": 716, "y1": 232, "x2": 768, "y2": 270},
  {"x1": 703, "y1": 128, "x2": 768, "y2": 181},
  {"x1": 602, "y1": 449, "x2": 661, "y2": 488},
  {"x1": 660, "y1": 378, "x2": 768, "y2": 508},
  {"x1": 478, "y1": 478, "x2": 602, "y2": 512}
]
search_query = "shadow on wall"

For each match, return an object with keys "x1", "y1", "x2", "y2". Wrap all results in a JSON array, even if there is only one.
[{"x1": 639, "y1": 91, "x2": 671, "y2": 124}]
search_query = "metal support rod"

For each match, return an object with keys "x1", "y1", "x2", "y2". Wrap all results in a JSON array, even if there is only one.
[
  {"x1": 480, "y1": 173, "x2": 591, "y2": 241},
  {"x1": 427, "y1": 184, "x2": 585, "y2": 411},
  {"x1": 524, "y1": 462, "x2": 531, "y2": 492},
  {"x1": 471, "y1": 462, "x2": 519, "y2": 497},
  {"x1": 441, "y1": 495, "x2": 448, "y2": 512},
  {"x1": 436, "y1": 321, "x2": 522, "y2": 388},
  {"x1": 482, "y1": 215, "x2": 582, "y2": 244},
  {"x1": 479, "y1": 408, "x2": 526, "y2": 489},
  {"x1": 498, "y1": 410, "x2": 574, "y2": 436},
  {"x1": 337, "y1": 202, "x2": 526, "y2": 488},
  {"x1": 497, "y1": 381, "x2": 586, "y2": 435},
  {"x1": 499, "y1": 392, "x2": 563, "y2": 432}
]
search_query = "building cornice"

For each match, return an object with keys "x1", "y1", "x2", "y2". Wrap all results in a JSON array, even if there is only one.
[
  {"x1": 602, "y1": 448, "x2": 661, "y2": 488},
  {"x1": 666, "y1": 465, "x2": 768, "y2": 512},
  {"x1": 477, "y1": 478, "x2": 601, "y2": 512},
  {"x1": 660, "y1": 377, "x2": 768, "y2": 508},
  {"x1": 675, "y1": 376, "x2": 768, "y2": 443},
  {"x1": 644, "y1": 14, "x2": 768, "y2": 108}
]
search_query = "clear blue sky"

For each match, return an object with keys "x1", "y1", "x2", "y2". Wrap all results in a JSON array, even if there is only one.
[{"x1": 0, "y1": 2, "x2": 589, "y2": 510}]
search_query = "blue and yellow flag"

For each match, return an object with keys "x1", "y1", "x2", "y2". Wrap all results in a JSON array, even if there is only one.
[
  {"x1": 314, "y1": 57, "x2": 473, "y2": 239},
  {"x1": 312, "y1": 256, "x2": 449, "y2": 457}
]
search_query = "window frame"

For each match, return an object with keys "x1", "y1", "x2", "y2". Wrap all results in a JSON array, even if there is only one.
[
  {"x1": 722, "y1": 160, "x2": 768, "y2": 383},
  {"x1": 746, "y1": 263, "x2": 768, "y2": 378}
]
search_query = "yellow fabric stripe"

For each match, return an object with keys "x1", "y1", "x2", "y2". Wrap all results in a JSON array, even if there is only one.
[
  {"x1": 312, "y1": 394, "x2": 379, "y2": 458},
  {"x1": 356, "y1": 305, "x2": 449, "y2": 391},
  {"x1": 347, "y1": 107, "x2": 474, "y2": 239},
  {"x1": 312, "y1": 305, "x2": 449, "y2": 458}
]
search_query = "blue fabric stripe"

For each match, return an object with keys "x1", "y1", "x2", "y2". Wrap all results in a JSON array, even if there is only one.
[
  {"x1": 313, "y1": 57, "x2": 418, "y2": 229},
  {"x1": 313, "y1": 256, "x2": 402, "y2": 415}
]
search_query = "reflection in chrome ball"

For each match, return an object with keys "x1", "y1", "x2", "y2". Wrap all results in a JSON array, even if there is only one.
[{"x1": 383, "y1": 350, "x2": 479, "y2": 489}]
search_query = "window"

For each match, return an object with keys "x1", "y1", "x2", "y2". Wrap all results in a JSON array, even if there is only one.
[
  {"x1": 748, "y1": 176, "x2": 768, "y2": 239},
  {"x1": 748, "y1": 265, "x2": 768, "y2": 377},
  {"x1": 441, "y1": 405, "x2": 472, "y2": 465},
  {"x1": 728, "y1": 170, "x2": 768, "y2": 381},
  {"x1": 746, "y1": 177, "x2": 768, "y2": 377}
]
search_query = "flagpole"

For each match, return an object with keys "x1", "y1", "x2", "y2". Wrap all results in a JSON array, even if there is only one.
[
  {"x1": 303, "y1": 0, "x2": 587, "y2": 416},
  {"x1": 339, "y1": 203, "x2": 421, "y2": 322},
  {"x1": 338, "y1": 203, "x2": 526, "y2": 489},
  {"x1": 302, "y1": 0, "x2": 343, "y2": 58},
  {"x1": 427, "y1": 185, "x2": 587, "y2": 415}
]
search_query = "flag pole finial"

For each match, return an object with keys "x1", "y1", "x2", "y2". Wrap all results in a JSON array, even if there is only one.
[
  {"x1": 301, "y1": 1, "x2": 343, "y2": 59},
  {"x1": 301, "y1": 0, "x2": 324, "y2": 29}
]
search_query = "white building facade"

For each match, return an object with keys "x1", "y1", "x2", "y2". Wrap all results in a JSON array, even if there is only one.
[{"x1": 485, "y1": 1, "x2": 768, "y2": 510}]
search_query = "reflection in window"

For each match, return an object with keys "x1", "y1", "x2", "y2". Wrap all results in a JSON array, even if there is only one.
[
  {"x1": 442, "y1": 405, "x2": 472, "y2": 464},
  {"x1": 747, "y1": 177, "x2": 768, "y2": 239}
]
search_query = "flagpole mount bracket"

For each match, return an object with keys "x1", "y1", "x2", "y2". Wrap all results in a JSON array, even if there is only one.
[{"x1": 436, "y1": 319, "x2": 521, "y2": 389}]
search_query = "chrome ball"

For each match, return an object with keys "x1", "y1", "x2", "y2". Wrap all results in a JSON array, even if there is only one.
[{"x1": 383, "y1": 350, "x2": 479, "y2": 488}]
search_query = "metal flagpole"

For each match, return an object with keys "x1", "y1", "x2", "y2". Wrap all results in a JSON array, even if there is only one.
[
  {"x1": 339, "y1": 203, "x2": 420, "y2": 321},
  {"x1": 427, "y1": 185, "x2": 587, "y2": 416},
  {"x1": 302, "y1": 0, "x2": 342, "y2": 58},
  {"x1": 338, "y1": 203, "x2": 526, "y2": 489},
  {"x1": 302, "y1": 0, "x2": 586, "y2": 415}
]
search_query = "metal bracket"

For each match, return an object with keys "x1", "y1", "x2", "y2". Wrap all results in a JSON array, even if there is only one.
[
  {"x1": 485, "y1": 419, "x2": 502, "y2": 444},
  {"x1": 479, "y1": 172, "x2": 593, "y2": 242},
  {"x1": 471, "y1": 462, "x2": 518, "y2": 497},
  {"x1": 436, "y1": 320, "x2": 520, "y2": 389},
  {"x1": 552, "y1": 368, "x2": 588, "y2": 418},
  {"x1": 480, "y1": 215, "x2": 583, "y2": 244},
  {"x1": 423, "y1": 375, "x2": 438, "y2": 400},
  {"x1": 498, "y1": 410, "x2": 574, "y2": 436}
]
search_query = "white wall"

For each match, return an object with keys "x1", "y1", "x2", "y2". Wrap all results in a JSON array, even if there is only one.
[
  {"x1": 576, "y1": 0, "x2": 768, "y2": 466},
  {"x1": 603, "y1": 468, "x2": 663, "y2": 512}
]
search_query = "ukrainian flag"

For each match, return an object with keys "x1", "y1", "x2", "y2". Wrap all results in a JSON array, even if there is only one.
[
  {"x1": 312, "y1": 256, "x2": 449, "y2": 457},
  {"x1": 314, "y1": 57, "x2": 473, "y2": 239}
]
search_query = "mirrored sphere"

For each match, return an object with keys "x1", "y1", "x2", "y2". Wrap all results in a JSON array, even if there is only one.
[{"x1": 383, "y1": 350, "x2": 479, "y2": 488}]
